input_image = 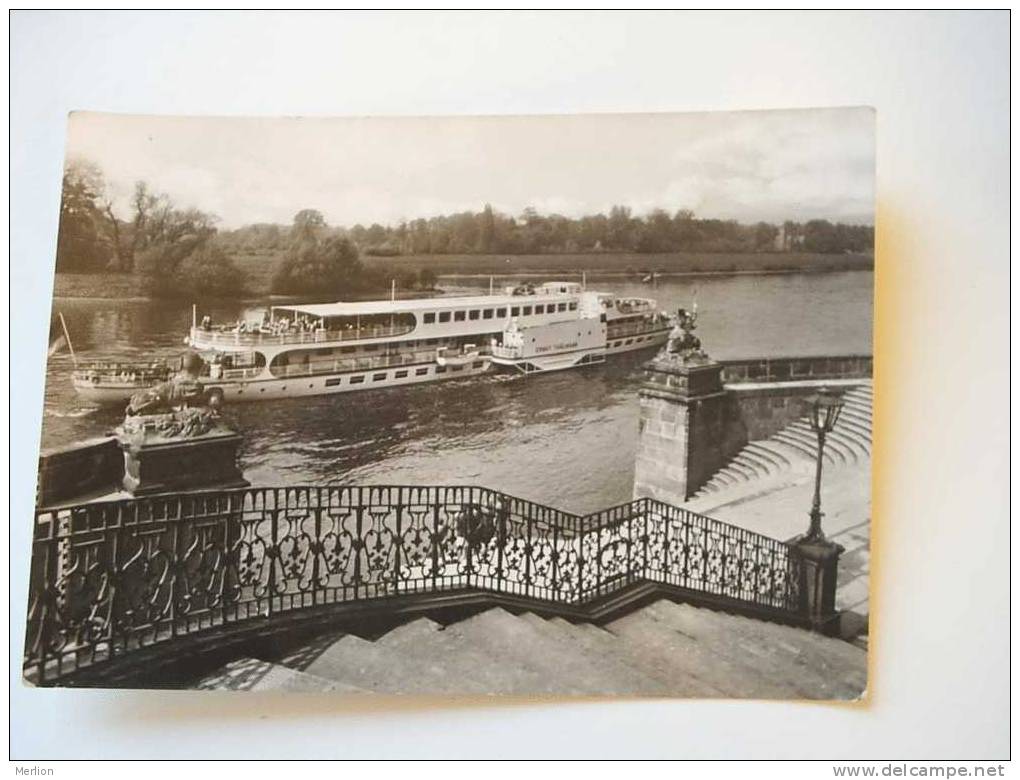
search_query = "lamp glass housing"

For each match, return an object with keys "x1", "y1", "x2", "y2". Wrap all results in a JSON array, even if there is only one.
[{"x1": 810, "y1": 388, "x2": 844, "y2": 434}]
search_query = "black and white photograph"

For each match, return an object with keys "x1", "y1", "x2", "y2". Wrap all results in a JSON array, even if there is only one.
[
  {"x1": 27, "y1": 107, "x2": 874, "y2": 697},
  {"x1": 10, "y1": 8, "x2": 1010, "y2": 765}
]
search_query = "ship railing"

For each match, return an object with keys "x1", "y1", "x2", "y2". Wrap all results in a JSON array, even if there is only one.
[
  {"x1": 267, "y1": 350, "x2": 444, "y2": 379},
  {"x1": 24, "y1": 486, "x2": 806, "y2": 685},
  {"x1": 607, "y1": 320, "x2": 669, "y2": 338},
  {"x1": 489, "y1": 344, "x2": 523, "y2": 360},
  {"x1": 71, "y1": 362, "x2": 176, "y2": 382},
  {"x1": 189, "y1": 323, "x2": 416, "y2": 349},
  {"x1": 212, "y1": 366, "x2": 263, "y2": 381}
]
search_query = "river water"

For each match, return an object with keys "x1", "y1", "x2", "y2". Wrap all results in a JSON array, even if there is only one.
[{"x1": 42, "y1": 271, "x2": 873, "y2": 513}]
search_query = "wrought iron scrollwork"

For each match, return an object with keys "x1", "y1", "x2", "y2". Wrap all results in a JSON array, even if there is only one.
[{"x1": 25, "y1": 486, "x2": 801, "y2": 684}]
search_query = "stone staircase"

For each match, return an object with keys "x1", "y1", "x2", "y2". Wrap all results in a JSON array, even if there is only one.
[
  {"x1": 195, "y1": 600, "x2": 867, "y2": 699},
  {"x1": 693, "y1": 384, "x2": 872, "y2": 500}
]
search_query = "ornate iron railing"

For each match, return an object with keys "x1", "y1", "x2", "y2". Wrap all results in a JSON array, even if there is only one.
[{"x1": 24, "y1": 486, "x2": 802, "y2": 685}]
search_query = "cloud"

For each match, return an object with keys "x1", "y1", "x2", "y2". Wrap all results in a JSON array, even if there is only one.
[{"x1": 65, "y1": 108, "x2": 874, "y2": 228}]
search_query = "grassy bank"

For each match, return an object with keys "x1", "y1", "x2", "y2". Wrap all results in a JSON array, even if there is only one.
[
  {"x1": 53, "y1": 250, "x2": 873, "y2": 300},
  {"x1": 363, "y1": 251, "x2": 873, "y2": 277},
  {"x1": 53, "y1": 272, "x2": 149, "y2": 300}
]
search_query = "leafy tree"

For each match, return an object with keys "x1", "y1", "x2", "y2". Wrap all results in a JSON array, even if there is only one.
[
  {"x1": 607, "y1": 205, "x2": 634, "y2": 249},
  {"x1": 754, "y1": 222, "x2": 780, "y2": 252},
  {"x1": 478, "y1": 204, "x2": 496, "y2": 252},
  {"x1": 55, "y1": 159, "x2": 110, "y2": 271},
  {"x1": 802, "y1": 220, "x2": 839, "y2": 253},
  {"x1": 145, "y1": 243, "x2": 244, "y2": 299},
  {"x1": 417, "y1": 267, "x2": 438, "y2": 289},
  {"x1": 292, "y1": 209, "x2": 327, "y2": 245},
  {"x1": 271, "y1": 236, "x2": 364, "y2": 296},
  {"x1": 395, "y1": 269, "x2": 418, "y2": 290}
]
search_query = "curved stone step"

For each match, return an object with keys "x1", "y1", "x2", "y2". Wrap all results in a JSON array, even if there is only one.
[
  {"x1": 819, "y1": 425, "x2": 870, "y2": 459},
  {"x1": 841, "y1": 399, "x2": 873, "y2": 418},
  {"x1": 836, "y1": 416, "x2": 872, "y2": 440},
  {"x1": 771, "y1": 431, "x2": 832, "y2": 464},
  {"x1": 696, "y1": 475, "x2": 738, "y2": 497},
  {"x1": 722, "y1": 461, "x2": 759, "y2": 481},
  {"x1": 839, "y1": 415, "x2": 873, "y2": 436},
  {"x1": 776, "y1": 429, "x2": 844, "y2": 465},
  {"x1": 705, "y1": 469, "x2": 740, "y2": 489},
  {"x1": 830, "y1": 426, "x2": 872, "y2": 456},
  {"x1": 734, "y1": 450, "x2": 781, "y2": 477},
  {"x1": 744, "y1": 442, "x2": 794, "y2": 470},
  {"x1": 786, "y1": 423, "x2": 855, "y2": 465},
  {"x1": 755, "y1": 439, "x2": 815, "y2": 467},
  {"x1": 697, "y1": 480, "x2": 728, "y2": 496},
  {"x1": 840, "y1": 402, "x2": 872, "y2": 419}
]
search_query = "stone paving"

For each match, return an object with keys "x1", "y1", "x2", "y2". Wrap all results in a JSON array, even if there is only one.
[
  {"x1": 687, "y1": 458, "x2": 872, "y2": 624},
  {"x1": 196, "y1": 601, "x2": 867, "y2": 698}
]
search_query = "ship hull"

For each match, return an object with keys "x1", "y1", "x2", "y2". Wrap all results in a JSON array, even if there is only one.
[
  {"x1": 72, "y1": 380, "x2": 148, "y2": 405},
  {"x1": 188, "y1": 330, "x2": 670, "y2": 402},
  {"x1": 490, "y1": 327, "x2": 670, "y2": 375},
  {"x1": 200, "y1": 359, "x2": 494, "y2": 402}
]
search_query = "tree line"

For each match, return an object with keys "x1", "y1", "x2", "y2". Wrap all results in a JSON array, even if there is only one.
[
  {"x1": 55, "y1": 159, "x2": 241, "y2": 297},
  {"x1": 54, "y1": 158, "x2": 872, "y2": 299},
  {"x1": 218, "y1": 204, "x2": 873, "y2": 257},
  {"x1": 54, "y1": 160, "x2": 435, "y2": 299}
]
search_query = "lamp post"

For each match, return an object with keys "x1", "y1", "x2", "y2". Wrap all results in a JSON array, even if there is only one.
[{"x1": 805, "y1": 387, "x2": 844, "y2": 542}]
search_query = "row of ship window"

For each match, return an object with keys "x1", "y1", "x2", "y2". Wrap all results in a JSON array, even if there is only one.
[
  {"x1": 321, "y1": 361, "x2": 488, "y2": 386},
  {"x1": 610, "y1": 334, "x2": 658, "y2": 347},
  {"x1": 312, "y1": 338, "x2": 460, "y2": 356},
  {"x1": 239, "y1": 361, "x2": 489, "y2": 394},
  {"x1": 422, "y1": 301, "x2": 577, "y2": 325}
]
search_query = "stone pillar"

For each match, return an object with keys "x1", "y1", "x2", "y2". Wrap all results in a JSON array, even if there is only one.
[
  {"x1": 791, "y1": 536, "x2": 844, "y2": 636},
  {"x1": 37, "y1": 436, "x2": 123, "y2": 507},
  {"x1": 118, "y1": 427, "x2": 249, "y2": 497},
  {"x1": 633, "y1": 354, "x2": 747, "y2": 503}
]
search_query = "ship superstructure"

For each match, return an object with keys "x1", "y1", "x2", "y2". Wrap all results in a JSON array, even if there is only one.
[{"x1": 155, "y1": 282, "x2": 673, "y2": 401}]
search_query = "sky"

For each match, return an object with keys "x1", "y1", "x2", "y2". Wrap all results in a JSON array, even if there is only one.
[{"x1": 65, "y1": 107, "x2": 875, "y2": 230}]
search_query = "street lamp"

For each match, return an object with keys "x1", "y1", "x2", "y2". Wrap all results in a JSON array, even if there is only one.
[{"x1": 805, "y1": 387, "x2": 845, "y2": 542}]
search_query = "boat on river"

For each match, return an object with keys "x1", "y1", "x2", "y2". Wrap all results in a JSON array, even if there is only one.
[
  {"x1": 178, "y1": 281, "x2": 672, "y2": 401},
  {"x1": 71, "y1": 360, "x2": 177, "y2": 404}
]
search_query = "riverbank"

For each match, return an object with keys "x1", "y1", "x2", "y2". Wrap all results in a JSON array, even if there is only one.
[
  {"x1": 53, "y1": 272, "x2": 149, "y2": 300},
  {"x1": 53, "y1": 250, "x2": 873, "y2": 300},
  {"x1": 366, "y1": 250, "x2": 873, "y2": 278}
]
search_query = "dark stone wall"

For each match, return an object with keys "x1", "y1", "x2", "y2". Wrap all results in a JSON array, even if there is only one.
[
  {"x1": 721, "y1": 355, "x2": 872, "y2": 384},
  {"x1": 634, "y1": 353, "x2": 873, "y2": 505},
  {"x1": 687, "y1": 392, "x2": 748, "y2": 496},
  {"x1": 729, "y1": 385, "x2": 823, "y2": 442},
  {"x1": 37, "y1": 437, "x2": 123, "y2": 507}
]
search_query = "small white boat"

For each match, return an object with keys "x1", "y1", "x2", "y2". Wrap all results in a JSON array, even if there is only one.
[
  {"x1": 436, "y1": 344, "x2": 483, "y2": 368},
  {"x1": 72, "y1": 361, "x2": 176, "y2": 405}
]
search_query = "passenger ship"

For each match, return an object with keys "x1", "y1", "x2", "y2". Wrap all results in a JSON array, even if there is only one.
[{"x1": 185, "y1": 282, "x2": 672, "y2": 402}]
